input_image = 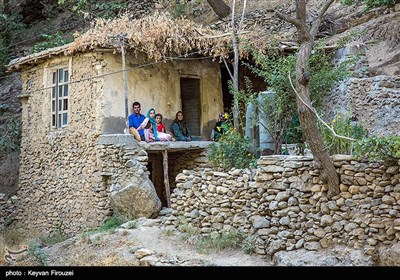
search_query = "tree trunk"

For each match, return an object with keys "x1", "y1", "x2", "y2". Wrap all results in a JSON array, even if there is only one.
[
  {"x1": 207, "y1": 0, "x2": 231, "y2": 19},
  {"x1": 276, "y1": 0, "x2": 339, "y2": 198},
  {"x1": 295, "y1": 64, "x2": 339, "y2": 197}
]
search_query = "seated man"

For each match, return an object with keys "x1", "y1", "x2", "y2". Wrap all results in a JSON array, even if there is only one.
[{"x1": 128, "y1": 101, "x2": 146, "y2": 141}]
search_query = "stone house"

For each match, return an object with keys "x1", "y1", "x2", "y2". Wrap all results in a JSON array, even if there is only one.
[{"x1": 6, "y1": 14, "x2": 239, "y2": 236}]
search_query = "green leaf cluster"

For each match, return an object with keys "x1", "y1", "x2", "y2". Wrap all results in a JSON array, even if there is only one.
[
  {"x1": 244, "y1": 43, "x2": 352, "y2": 151},
  {"x1": 354, "y1": 135, "x2": 400, "y2": 163},
  {"x1": 0, "y1": 2, "x2": 26, "y2": 75},
  {"x1": 31, "y1": 31, "x2": 74, "y2": 54},
  {"x1": 208, "y1": 127, "x2": 256, "y2": 170},
  {"x1": 340, "y1": 0, "x2": 399, "y2": 10},
  {"x1": 321, "y1": 113, "x2": 368, "y2": 155},
  {"x1": 0, "y1": 104, "x2": 21, "y2": 156}
]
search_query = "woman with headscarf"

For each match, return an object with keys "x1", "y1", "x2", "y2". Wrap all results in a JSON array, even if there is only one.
[
  {"x1": 172, "y1": 111, "x2": 191, "y2": 141},
  {"x1": 137, "y1": 108, "x2": 172, "y2": 142}
]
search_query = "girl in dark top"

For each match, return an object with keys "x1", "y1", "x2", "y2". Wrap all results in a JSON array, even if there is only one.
[{"x1": 172, "y1": 111, "x2": 191, "y2": 141}]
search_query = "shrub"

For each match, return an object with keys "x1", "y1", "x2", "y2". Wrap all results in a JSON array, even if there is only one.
[
  {"x1": 321, "y1": 113, "x2": 368, "y2": 155},
  {"x1": 31, "y1": 31, "x2": 74, "y2": 54},
  {"x1": 354, "y1": 135, "x2": 400, "y2": 163},
  {"x1": 340, "y1": 0, "x2": 399, "y2": 10},
  {"x1": 0, "y1": 105, "x2": 21, "y2": 156},
  {"x1": 208, "y1": 128, "x2": 256, "y2": 170},
  {"x1": 0, "y1": 37, "x2": 8, "y2": 75}
]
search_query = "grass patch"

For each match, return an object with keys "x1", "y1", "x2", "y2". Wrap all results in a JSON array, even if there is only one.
[
  {"x1": 196, "y1": 230, "x2": 244, "y2": 253},
  {"x1": 28, "y1": 239, "x2": 48, "y2": 266},
  {"x1": 83, "y1": 215, "x2": 127, "y2": 237},
  {"x1": 40, "y1": 230, "x2": 67, "y2": 247}
]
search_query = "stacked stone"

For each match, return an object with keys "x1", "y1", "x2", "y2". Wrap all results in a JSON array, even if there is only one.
[
  {"x1": 323, "y1": 76, "x2": 400, "y2": 136},
  {"x1": 167, "y1": 155, "x2": 400, "y2": 257},
  {"x1": 14, "y1": 54, "x2": 109, "y2": 237},
  {"x1": 169, "y1": 150, "x2": 209, "y2": 189},
  {"x1": 0, "y1": 194, "x2": 19, "y2": 231},
  {"x1": 97, "y1": 140, "x2": 149, "y2": 186},
  {"x1": 165, "y1": 167, "x2": 258, "y2": 240}
]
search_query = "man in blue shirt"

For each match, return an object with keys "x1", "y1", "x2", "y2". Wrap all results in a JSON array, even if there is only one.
[{"x1": 128, "y1": 101, "x2": 146, "y2": 141}]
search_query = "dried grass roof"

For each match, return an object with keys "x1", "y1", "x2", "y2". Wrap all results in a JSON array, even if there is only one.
[
  {"x1": 69, "y1": 12, "x2": 236, "y2": 61},
  {"x1": 8, "y1": 13, "x2": 250, "y2": 71}
]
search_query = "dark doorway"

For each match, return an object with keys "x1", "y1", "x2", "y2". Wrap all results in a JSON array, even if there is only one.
[
  {"x1": 147, "y1": 154, "x2": 167, "y2": 207},
  {"x1": 180, "y1": 77, "x2": 201, "y2": 136},
  {"x1": 221, "y1": 65, "x2": 233, "y2": 114}
]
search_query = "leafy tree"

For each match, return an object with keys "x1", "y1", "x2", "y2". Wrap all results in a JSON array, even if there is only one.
[
  {"x1": 243, "y1": 44, "x2": 351, "y2": 154},
  {"x1": 276, "y1": 0, "x2": 340, "y2": 198}
]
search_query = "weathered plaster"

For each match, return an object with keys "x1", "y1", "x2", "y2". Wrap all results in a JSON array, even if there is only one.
[{"x1": 102, "y1": 53, "x2": 223, "y2": 138}]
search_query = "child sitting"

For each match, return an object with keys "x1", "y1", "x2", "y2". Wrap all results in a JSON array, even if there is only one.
[
  {"x1": 137, "y1": 108, "x2": 173, "y2": 142},
  {"x1": 155, "y1": 113, "x2": 175, "y2": 141}
]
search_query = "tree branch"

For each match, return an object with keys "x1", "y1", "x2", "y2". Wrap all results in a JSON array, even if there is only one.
[
  {"x1": 275, "y1": 11, "x2": 303, "y2": 30},
  {"x1": 275, "y1": 10, "x2": 310, "y2": 41},
  {"x1": 222, "y1": 57, "x2": 234, "y2": 81},
  {"x1": 288, "y1": 71, "x2": 355, "y2": 142},
  {"x1": 296, "y1": 0, "x2": 307, "y2": 24},
  {"x1": 238, "y1": 0, "x2": 247, "y2": 32},
  {"x1": 310, "y1": 0, "x2": 335, "y2": 36}
]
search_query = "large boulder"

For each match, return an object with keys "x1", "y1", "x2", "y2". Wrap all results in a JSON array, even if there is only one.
[
  {"x1": 273, "y1": 246, "x2": 374, "y2": 266},
  {"x1": 377, "y1": 243, "x2": 400, "y2": 266},
  {"x1": 110, "y1": 178, "x2": 161, "y2": 219}
]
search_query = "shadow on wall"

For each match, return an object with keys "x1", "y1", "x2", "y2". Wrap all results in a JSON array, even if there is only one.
[{"x1": 0, "y1": 153, "x2": 19, "y2": 196}]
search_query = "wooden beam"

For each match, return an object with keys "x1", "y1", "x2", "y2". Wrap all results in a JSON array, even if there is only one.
[{"x1": 162, "y1": 150, "x2": 171, "y2": 208}]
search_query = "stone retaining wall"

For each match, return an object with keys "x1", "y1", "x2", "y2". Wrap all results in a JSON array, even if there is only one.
[
  {"x1": 166, "y1": 155, "x2": 400, "y2": 256},
  {"x1": 0, "y1": 194, "x2": 19, "y2": 232},
  {"x1": 323, "y1": 76, "x2": 400, "y2": 136}
]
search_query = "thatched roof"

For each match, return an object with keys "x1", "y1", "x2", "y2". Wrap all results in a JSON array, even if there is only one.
[
  {"x1": 8, "y1": 13, "x2": 251, "y2": 72},
  {"x1": 69, "y1": 13, "x2": 234, "y2": 60}
]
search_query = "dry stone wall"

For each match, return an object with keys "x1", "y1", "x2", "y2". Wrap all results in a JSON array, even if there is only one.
[
  {"x1": 97, "y1": 134, "x2": 161, "y2": 219},
  {"x1": 166, "y1": 155, "x2": 400, "y2": 257},
  {"x1": 0, "y1": 194, "x2": 19, "y2": 232},
  {"x1": 15, "y1": 53, "x2": 108, "y2": 237},
  {"x1": 169, "y1": 150, "x2": 209, "y2": 190},
  {"x1": 323, "y1": 76, "x2": 400, "y2": 136}
]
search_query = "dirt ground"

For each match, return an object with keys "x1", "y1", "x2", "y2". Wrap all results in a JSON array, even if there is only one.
[{"x1": 6, "y1": 218, "x2": 272, "y2": 267}]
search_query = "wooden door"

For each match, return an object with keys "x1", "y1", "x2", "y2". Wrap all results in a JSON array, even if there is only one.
[{"x1": 180, "y1": 78, "x2": 201, "y2": 136}]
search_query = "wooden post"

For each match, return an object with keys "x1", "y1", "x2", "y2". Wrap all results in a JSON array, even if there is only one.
[
  {"x1": 119, "y1": 37, "x2": 130, "y2": 134},
  {"x1": 162, "y1": 150, "x2": 171, "y2": 208}
]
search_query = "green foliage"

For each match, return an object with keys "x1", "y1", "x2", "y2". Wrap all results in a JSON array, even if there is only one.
[
  {"x1": 58, "y1": 0, "x2": 126, "y2": 19},
  {"x1": 58, "y1": 0, "x2": 89, "y2": 14},
  {"x1": 309, "y1": 47, "x2": 353, "y2": 107},
  {"x1": 83, "y1": 215, "x2": 127, "y2": 236},
  {"x1": 284, "y1": 114, "x2": 302, "y2": 144},
  {"x1": 31, "y1": 31, "x2": 74, "y2": 53},
  {"x1": 354, "y1": 135, "x2": 400, "y2": 163},
  {"x1": 38, "y1": 227, "x2": 67, "y2": 247},
  {"x1": 321, "y1": 113, "x2": 368, "y2": 155},
  {"x1": 0, "y1": 3, "x2": 26, "y2": 75},
  {"x1": 340, "y1": 0, "x2": 399, "y2": 10},
  {"x1": 0, "y1": 105, "x2": 21, "y2": 156},
  {"x1": 196, "y1": 230, "x2": 244, "y2": 253},
  {"x1": 172, "y1": 0, "x2": 189, "y2": 18},
  {"x1": 28, "y1": 239, "x2": 48, "y2": 265},
  {"x1": 244, "y1": 43, "x2": 352, "y2": 153},
  {"x1": 97, "y1": 215, "x2": 127, "y2": 232},
  {"x1": 241, "y1": 236, "x2": 256, "y2": 254},
  {"x1": 94, "y1": 2, "x2": 128, "y2": 20},
  {"x1": 208, "y1": 128, "x2": 256, "y2": 170},
  {"x1": 0, "y1": 6, "x2": 26, "y2": 42},
  {"x1": 0, "y1": 36, "x2": 8, "y2": 75}
]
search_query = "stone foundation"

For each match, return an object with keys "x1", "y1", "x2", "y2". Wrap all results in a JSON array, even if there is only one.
[{"x1": 166, "y1": 155, "x2": 400, "y2": 256}]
